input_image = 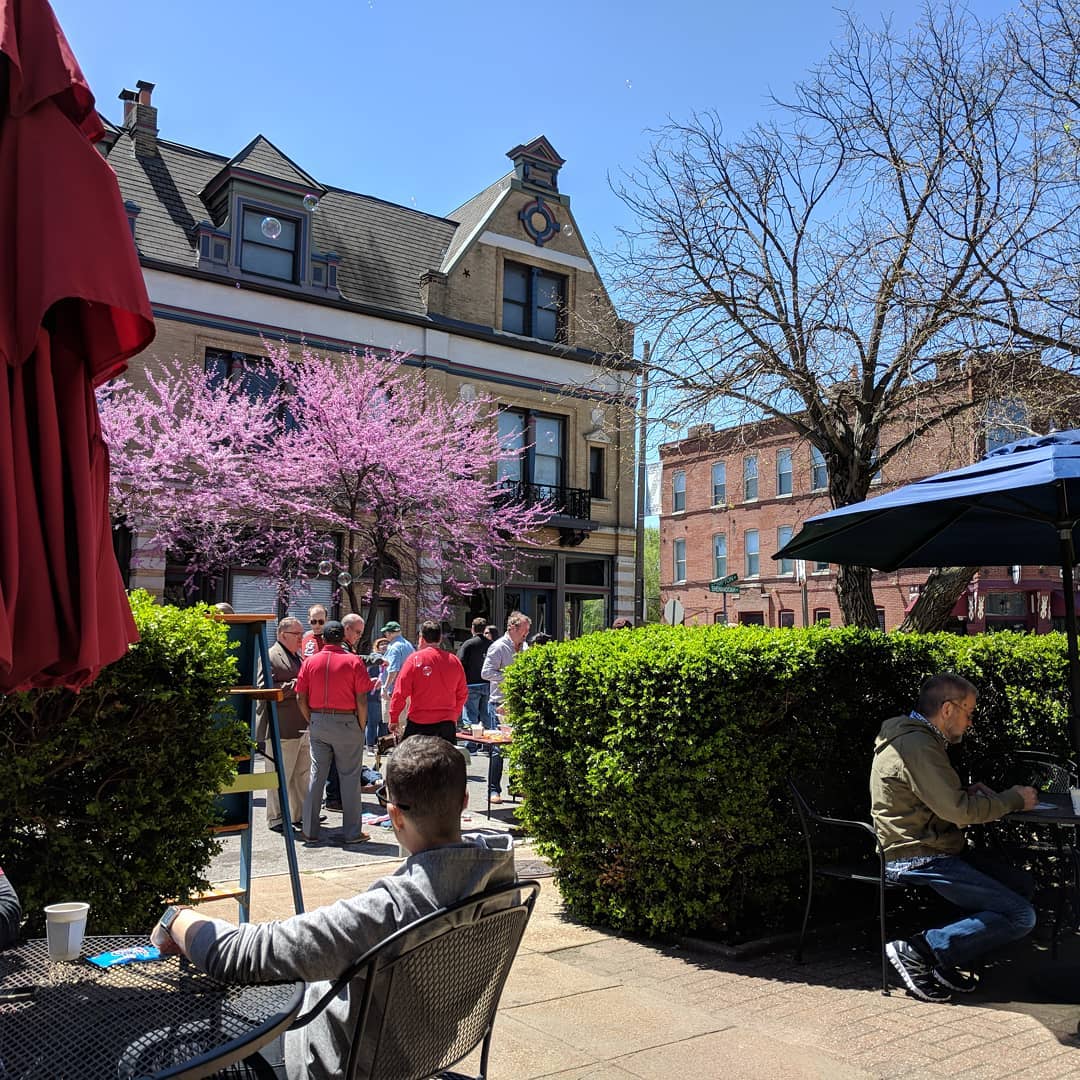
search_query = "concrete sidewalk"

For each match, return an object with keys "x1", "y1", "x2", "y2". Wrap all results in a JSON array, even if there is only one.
[{"x1": 196, "y1": 846, "x2": 1080, "y2": 1080}]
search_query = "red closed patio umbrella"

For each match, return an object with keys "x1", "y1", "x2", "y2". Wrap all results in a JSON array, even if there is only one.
[{"x1": 0, "y1": 0, "x2": 154, "y2": 692}]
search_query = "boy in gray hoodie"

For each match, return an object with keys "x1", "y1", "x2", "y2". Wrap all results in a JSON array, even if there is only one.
[
  {"x1": 871, "y1": 672, "x2": 1037, "y2": 1003},
  {"x1": 151, "y1": 736, "x2": 515, "y2": 1079}
]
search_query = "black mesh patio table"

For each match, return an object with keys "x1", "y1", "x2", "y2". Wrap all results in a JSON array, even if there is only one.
[{"x1": 0, "y1": 935, "x2": 303, "y2": 1079}]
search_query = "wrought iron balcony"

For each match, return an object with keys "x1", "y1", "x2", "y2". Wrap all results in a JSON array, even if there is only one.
[{"x1": 498, "y1": 480, "x2": 593, "y2": 526}]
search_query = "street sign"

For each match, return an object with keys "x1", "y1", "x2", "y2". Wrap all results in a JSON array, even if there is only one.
[{"x1": 709, "y1": 575, "x2": 739, "y2": 593}]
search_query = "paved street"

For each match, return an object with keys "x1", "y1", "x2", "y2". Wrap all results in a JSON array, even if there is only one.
[{"x1": 209, "y1": 743, "x2": 518, "y2": 880}]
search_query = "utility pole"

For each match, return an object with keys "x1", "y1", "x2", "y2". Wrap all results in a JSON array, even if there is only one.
[{"x1": 634, "y1": 342, "x2": 650, "y2": 624}]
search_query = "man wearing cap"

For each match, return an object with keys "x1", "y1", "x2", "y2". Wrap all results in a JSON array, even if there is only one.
[
  {"x1": 297, "y1": 620, "x2": 378, "y2": 845},
  {"x1": 390, "y1": 620, "x2": 468, "y2": 745},
  {"x1": 380, "y1": 621, "x2": 415, "y2": 732}
]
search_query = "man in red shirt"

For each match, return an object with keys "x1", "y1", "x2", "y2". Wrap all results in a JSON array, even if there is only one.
[
  {"x1": 296, "y1": 620, "x2": 377, "y2": 845},
  {"x1": 390, "y1": 620, "x2": 468, "y2": 747}
]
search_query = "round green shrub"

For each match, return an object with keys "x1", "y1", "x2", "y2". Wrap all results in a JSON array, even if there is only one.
[
  {"x1": 0, "y1": 591, "x2": 247, "y2": 935},
  {"x1": 506, "y1": 624, "x2": 1070, "y2": 938}
]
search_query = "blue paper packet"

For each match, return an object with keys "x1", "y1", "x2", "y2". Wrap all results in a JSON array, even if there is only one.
[{"x1": 85, "y1": 945, "x2": 163, "y2": 968}]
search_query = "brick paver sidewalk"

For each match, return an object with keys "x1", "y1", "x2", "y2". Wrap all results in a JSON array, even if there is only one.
[{"x1": 198, "y1": 846, "x2": 1080, "y2": 1079}]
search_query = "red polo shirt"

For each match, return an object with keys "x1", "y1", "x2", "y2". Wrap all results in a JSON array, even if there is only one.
[
  {"x1": 390, "y1": 645, "x2": 468, "y2": 726},
  {"x1": 296, "y1": 645, "x2": 375, "y2": 711}
]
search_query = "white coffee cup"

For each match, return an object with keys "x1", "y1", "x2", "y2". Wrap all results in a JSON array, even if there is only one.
[
  {"x1": 1070, "y1": 788, "x2": 1080, "y2": 816},
  {"x1": 44, "y1": 902, "x2": 90, "y2": 962}
]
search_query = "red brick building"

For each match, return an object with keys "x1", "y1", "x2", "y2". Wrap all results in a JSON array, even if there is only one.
[{"x1": 658, "y1": 414, "x2": 1070, "y2": 632}]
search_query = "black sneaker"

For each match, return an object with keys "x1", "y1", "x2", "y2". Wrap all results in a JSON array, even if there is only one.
[
  {"x1": 886, "y1": 940, "x2": 953, "y2": 1002},
  {"x1": 933, "y1": 964, "x2": 978, "y2": 993}
]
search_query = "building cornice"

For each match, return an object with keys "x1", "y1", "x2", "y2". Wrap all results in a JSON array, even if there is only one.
[{"x1": 138, "y1": 257, "x2": 635, "y2": 372}]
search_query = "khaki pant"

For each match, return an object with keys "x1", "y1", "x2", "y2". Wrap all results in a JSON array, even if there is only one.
[
  {"x1": 382, "y1": 692, "x2": 408, "y2": 729},
  {"x1": 266, "y1": 732, "x2": 311, "y2": 829}
]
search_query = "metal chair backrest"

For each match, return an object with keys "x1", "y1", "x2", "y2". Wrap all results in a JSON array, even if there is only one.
[
  {"x1": 1012, "y1": 750, "x2": 1079, "y2": 793},
  {"x1": 292, "y1": 878, "x2": 540, "y2": 1080}
]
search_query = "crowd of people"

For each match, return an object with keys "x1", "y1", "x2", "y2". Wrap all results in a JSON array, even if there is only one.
[{"x1": 257, "y1": 606, "x2": 538, "y2": 843}]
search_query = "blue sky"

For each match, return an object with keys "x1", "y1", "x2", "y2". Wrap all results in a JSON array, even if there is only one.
[
  {"x1": 55, "y1": 0, "x2": 1015, "y2": 488},
  {"x1": 55, "y1": 0, "x2": 1015, "y2": 268}
]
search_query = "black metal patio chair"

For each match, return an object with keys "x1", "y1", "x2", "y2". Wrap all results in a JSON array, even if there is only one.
[
  {"x1": 1010, "y1": 749, "x2": 1079, "y2": 793},
  {"x1": 788, "y1": 778, "x2": 916, "y2": 995},
  {"x1": 238, "y1": 878, "x2": 541, "y2": 1080}
]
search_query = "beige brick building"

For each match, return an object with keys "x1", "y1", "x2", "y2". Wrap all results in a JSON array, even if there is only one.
[{"x1": 102, "y1": 83, "x2": 636, "y2": 640}]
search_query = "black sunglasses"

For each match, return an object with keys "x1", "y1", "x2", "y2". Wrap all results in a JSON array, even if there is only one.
[
  {"x1": 375, "y1": 783, "x2": 410, "y2": 812},
  {"x1": 310, "y1": 618, "x2": 325, "y2": 625}
]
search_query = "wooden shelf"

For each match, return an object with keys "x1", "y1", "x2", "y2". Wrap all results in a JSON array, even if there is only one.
[
  {"x1": 210, "y1": 613, "x2": 278, "y2": 624},
  {"x1": 230, "y1": 686, "x2": 285, "y2": 701}
]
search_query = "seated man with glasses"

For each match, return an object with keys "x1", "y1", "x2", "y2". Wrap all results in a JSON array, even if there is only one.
[
  {"x1": 149, "y1": 736, "x2": 513, "y2": 1080},
  {"x1": 872, "y1": 672, "x2": 1038, "y2": 1003}
]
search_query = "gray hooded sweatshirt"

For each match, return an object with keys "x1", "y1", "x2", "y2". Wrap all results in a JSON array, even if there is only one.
[{"x1": 187, "y1": 833, "x2": 515, "y2": 1079}]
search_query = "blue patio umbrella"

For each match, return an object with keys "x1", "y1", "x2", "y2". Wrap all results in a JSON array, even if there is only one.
[{"x1": 775, "y1": 430, "x2": 1080, "y2": 752}]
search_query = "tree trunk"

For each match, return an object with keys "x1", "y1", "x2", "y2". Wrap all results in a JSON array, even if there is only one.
[
  {"x1": 899, "y1": 567, "x2": 976, "y2": 633},
  {"x1": 835, "y1": 563, "x2": 879, "y2": 627}
]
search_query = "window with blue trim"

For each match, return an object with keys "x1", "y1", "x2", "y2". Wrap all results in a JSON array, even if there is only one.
[
  {"x1": 205, "y1": 348, "x2": 297, "y2": 432},
  {"x1": 745, "y1": 529, "x2": 760, "y2": 577},
  {"x1": 497, "y1": 409, "x2": 565, "y2": 495},
  {"x1": 240, "y1": 208, "x2": 299, "y2": 282},
  {"x1": 672, "y1": 470, "x2": 686, "y2": 512},
  {"x1": 777, "y1": 525, "x2": 794, "y2": 575},
  {"x1": 502, "y1": 261, "x2": 567, "y2": 342},
  {"x1": 673, "y1": 538, "x2": 687, "y2": 582}
]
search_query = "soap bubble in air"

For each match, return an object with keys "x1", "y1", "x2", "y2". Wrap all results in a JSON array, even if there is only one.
[
  {"x1": 261, "y1": 216, "x2": 283, "y2": 240},
  {"x1": 563, "y1": 224, "x2": 573, "y2": 237},
  {"x1": 337, "y1": 571, "x2": 353, "y2": 587},
  {"x1": 317, "y1": 559, "x2": 333, "y2": 576},
  {"x1": 302, "y1": 194, "x2": 319, "y2": 212}
]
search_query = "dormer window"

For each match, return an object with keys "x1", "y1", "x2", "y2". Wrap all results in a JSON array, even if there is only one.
[{"x1": 240, "y1": 208, "x2": 299, "y2": 282}]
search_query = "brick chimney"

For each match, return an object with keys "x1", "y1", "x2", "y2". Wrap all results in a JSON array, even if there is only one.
[{"x1": 119, "y1": 80, "x2": 158, "y2": 157}]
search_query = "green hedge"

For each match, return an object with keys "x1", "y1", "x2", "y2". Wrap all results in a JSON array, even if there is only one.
[
  {"x1": 0, "y1": 591, "x2": 246, "y2": 936},
  {"x1": 506, "y1": 625, "x2": 1070, "y2": 938}
]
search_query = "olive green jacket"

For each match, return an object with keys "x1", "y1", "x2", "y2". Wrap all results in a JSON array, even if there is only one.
[{"x1": 870, "y1": 714, "x2": 1024, "y2": 862}]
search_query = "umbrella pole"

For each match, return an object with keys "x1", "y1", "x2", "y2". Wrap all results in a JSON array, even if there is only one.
[{"x1": 1059, "y1": 527, "x2": 1080, "y2": 756}]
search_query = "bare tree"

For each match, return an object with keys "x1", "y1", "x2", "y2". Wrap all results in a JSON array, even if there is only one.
[{"x1": 608, "y1": 6, "x2": 1080, "y2": 626}]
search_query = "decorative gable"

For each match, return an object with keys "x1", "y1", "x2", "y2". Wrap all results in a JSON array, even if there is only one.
[
  {"x1": 506, "y1": 136, "x2": 565, "y2": 194},
  {"x1": 199, "y1": 134, "x2": 325, "y2": 225}
]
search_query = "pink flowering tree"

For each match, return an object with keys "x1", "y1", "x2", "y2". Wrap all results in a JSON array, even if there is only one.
[
  {"x1": 266, "y1": 343, "x2": 549, "y2": 627},
  {"x1": 98, "y1": 358, "x2": 311, "y2": 585},
  {"x1": 97, "y1": 345, "x2": 549, "y2": 624}
]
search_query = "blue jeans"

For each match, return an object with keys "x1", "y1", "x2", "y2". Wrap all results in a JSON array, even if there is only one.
[
  {"x1": 485, "y1": 699, "x2": 504, "y2": 795},
  {"x1": 464, "y1": 683, "x2": 489, "y2": 729},
  {"x1": 365, "y1": 697, "x2": 386, "y2": 749},
  {"x1": 889, "y1": 851, "x2": 1036, "y2": 968}
]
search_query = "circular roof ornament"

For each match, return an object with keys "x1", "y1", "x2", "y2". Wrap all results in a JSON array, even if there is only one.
[{"x1": 519, "y1": 196, "x2": 560, "y2": 246}]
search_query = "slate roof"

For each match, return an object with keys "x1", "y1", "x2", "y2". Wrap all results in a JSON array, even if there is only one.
[
  {"x1": 104, "y1": 129, "x2": 460, "y2": 317},
  {"x1": 441, "y1": 173, "x2": 512, "y2": 273},
  {"x1": 223, "y1": 135, "x2": 322, "y2": 191}
]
